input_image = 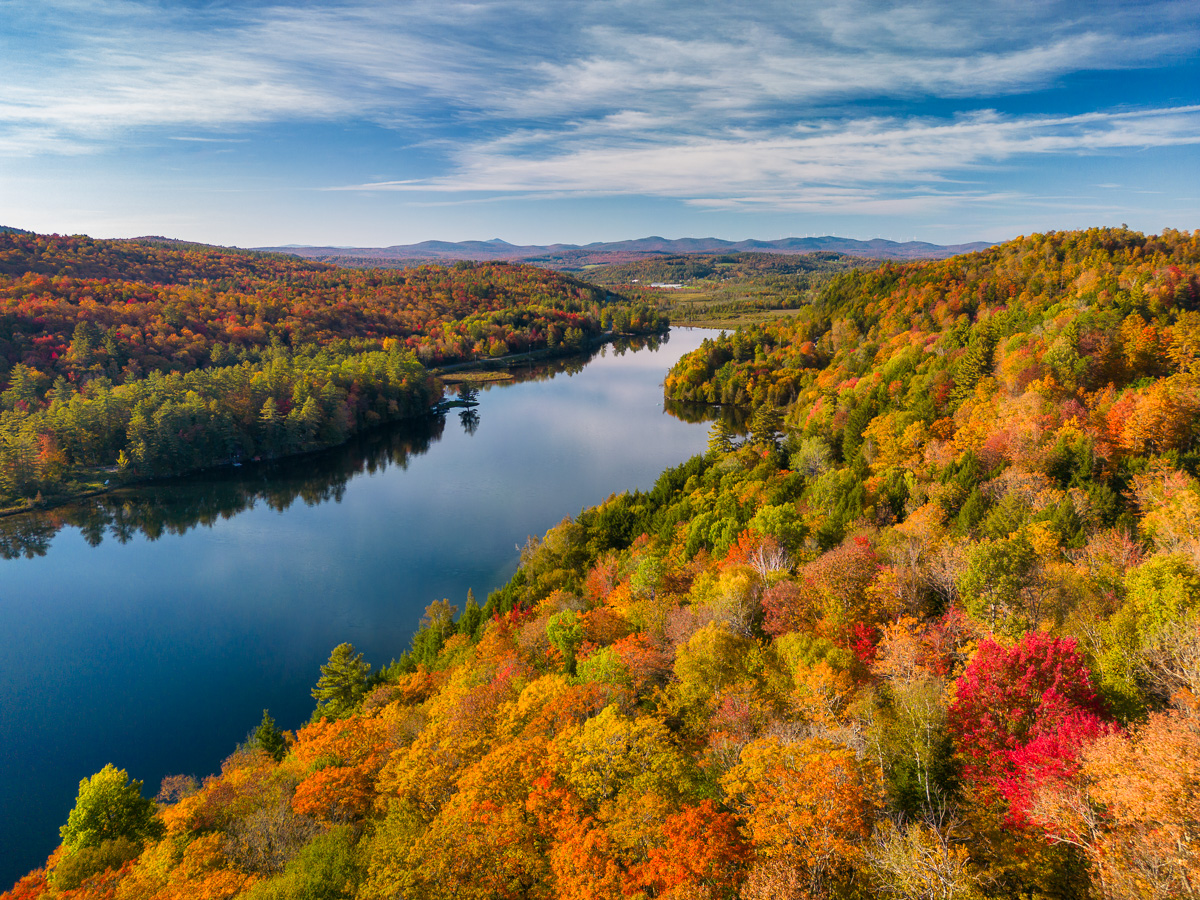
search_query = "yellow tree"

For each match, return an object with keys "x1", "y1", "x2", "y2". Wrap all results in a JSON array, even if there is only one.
[
  {"x1": 401, "y1": 738, "x2": 554, "y2": 900},
  {"x1": 1080, "y1": 707, "x2": 1199, "y2": 900},
  {"x1": 722, "y1": 736, "x2": 881, "y2": 898}
]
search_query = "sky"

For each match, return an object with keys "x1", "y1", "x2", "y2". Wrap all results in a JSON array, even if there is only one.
[{"x1": 1, "y1": 0, "x2": 1199, "y2": 247}]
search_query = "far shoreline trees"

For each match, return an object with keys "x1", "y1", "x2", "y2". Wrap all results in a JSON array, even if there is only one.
[{"x1": 0, "y1": 232, "x2": 667, "y2": 508}]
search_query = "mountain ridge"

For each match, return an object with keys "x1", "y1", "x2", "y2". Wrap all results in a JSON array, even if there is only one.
[{"x1": 254, "y1": 235, "x2": 994, "y2": 267}]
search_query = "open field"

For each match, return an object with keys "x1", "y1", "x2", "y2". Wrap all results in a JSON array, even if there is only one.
[{"x1": 580, "y1": 251, "x2": 879, "y2": 328}]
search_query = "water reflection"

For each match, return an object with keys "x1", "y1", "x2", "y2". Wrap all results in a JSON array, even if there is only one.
[
  {"x1": 663, "y1": 397, "x2": 750, "y2": 430},
  {"x1": 459, "y1": 408, "x2": 480, "y2": 435},
  {"x1": 0, "y1": 333, "x2": 704, "y2": 560},
  {"x1": 0, "y1": 417, "x2": 443, "y2": 560},
  {"x1": 0, "y1": 327, "x2": 723, "y2": 890}
]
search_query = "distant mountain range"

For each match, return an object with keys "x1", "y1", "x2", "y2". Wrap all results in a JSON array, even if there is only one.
[
  {"x1": 254, "y1": 235, "x2": 993, "y2": 269},
  {"x1": 1, "y1": 228, "x2": 991, "y2": 268}
]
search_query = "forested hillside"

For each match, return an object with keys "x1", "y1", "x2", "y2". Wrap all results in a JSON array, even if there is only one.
[
  {"x1": 6, "y1": 228, "x2": 1199, "y2": 900},
  {"x1": 0, "y1": 233, "x2": 664, "y2": 507}
]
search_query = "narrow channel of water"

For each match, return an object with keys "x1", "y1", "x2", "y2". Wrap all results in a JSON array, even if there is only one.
[{"x1": 0, "y1": 328, "x2": 716, "y2": 887}]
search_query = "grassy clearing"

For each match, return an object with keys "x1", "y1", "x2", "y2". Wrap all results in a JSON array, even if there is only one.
[
  {"x1": 638, "y1": 288, "x2": 814, "y2": 328},
  {"x1": 669, "y1": 306, "x2": 808, "y2": 328},
  {"x1": 439, "y1": 371, "x2": 515, "y2": 385}
]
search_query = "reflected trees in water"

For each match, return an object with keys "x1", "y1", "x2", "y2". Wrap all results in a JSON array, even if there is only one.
[
  {"x1": 0, "y1": 333, "x2": 713, "y2": 560},
  {"x1": 459, "y1": 409, "x2": 480, "y2": 436},
  {"x1": 0, "y1": 415, "x2": 444, "y2": 559}
]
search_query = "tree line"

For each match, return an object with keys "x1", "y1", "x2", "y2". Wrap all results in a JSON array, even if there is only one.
[{"x1": 0, "y1": 232, "x2": 666, "y2": 507}]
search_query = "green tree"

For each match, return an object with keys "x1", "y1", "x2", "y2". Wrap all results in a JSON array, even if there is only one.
[
  {"x1": 749, "y1": 403, "x2": 783, "y2": 450},
  {"x1": 49, "y1": 838, "x2": 143, "y2": 891},
  {"x1": 950, "y1": 325, "x2": 997, "y2": 406},
  {"x1": 259, "y1": 397, "x2": 285, "y2": 455},
  {"x1": 243, "y1": 826, "x2": 362, "y2": 900},
  {"x1": 406, "y1": 599, "x2": 459, "y2": 667},
  {"x1": 255, "y1": 709, "x2": 288, "y2": 762},
  {"x1": 708, "y1": 418, "x2": 737, "y2": 454},
  {"x1": 958, "y1": 533, "x2": 1036, "y2": 633},
  {"x1": 312, "y1": 643, "x2": 371, "y2": 720},
  {"x1": 458, "y1": 588, "x2": 483, "y2": 638},
  {"x1": 1099, "y1": 553, "x2": 1200, "y2": 715},
  {"x1": 546, "y1": 609, "x2": 585, "y2": 675},
  {"x1": 59, "y1": 764, "x2": 160, "y2": 851}
]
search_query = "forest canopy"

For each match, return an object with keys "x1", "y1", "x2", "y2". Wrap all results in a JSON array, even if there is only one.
[
  {"x1": 4, "y1": 227, "x2": 1199, "y2": 900},
  {"x1": 0, "y1": 232, "x2": 665, "y2": 508}
]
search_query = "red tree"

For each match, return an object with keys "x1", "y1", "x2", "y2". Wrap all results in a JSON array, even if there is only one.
[{"x1": 947, "y1": 631, "x2": 1113, "y2": 822}]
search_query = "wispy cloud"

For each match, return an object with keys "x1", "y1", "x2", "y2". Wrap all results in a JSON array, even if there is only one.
[
  {"x1": 2, "y1": 0, "x2": 1197, "y2": 154},
  {"x1": 333, "y1": 106, "x2": 1200, "y2": 213},
  {"x1": 3, "y1": 0, "x2": 1198, "y2": 240},
  {"x1": 167, "y1": 137, "x2": 251, "y2": 143}
]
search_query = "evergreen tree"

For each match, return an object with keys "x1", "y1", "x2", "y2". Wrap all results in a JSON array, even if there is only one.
[
  {"x1": 458, "y1": 587, "x2": 483, "y2": 638},
  {"x1": 254, "y1": 708, "x2": 287, "y2": 761},
  {"x1": 949, "y1": 324, "x2": 997, "y2": 406},
  {"x1": 311, "y1": 642, "x2": 371, "y2": 720},
  {"x1": 749, "y1": 404, "x2": 783, "y2": 449},
  {"x1": 708, "y1": 419, "x2": 736, "y2": 454}
]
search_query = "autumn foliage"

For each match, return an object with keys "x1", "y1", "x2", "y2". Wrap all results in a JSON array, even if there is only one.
[
  {"x1": 0, "y1": 232, "x2": 666, "y2": 507},
  {"x1": 7, "y1": 227, "x2": 1200, "y2": 900}
]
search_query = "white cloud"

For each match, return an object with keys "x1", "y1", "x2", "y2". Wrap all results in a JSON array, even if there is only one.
[
  {"x1": 334, "y1": 106, "x2": 1200, "y2": 213},
  {"x1": 2, "y1": 0, "x2": 1197, "y2": 156},
  {"x1": 3, "y1": 0, "x2": 1199, "y2": 233},
  {"x1": 168, "y1": 137, "x2": 251, "y2": 143}
]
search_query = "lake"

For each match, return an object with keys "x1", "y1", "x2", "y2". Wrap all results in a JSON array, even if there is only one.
[{"x1": 0, "y1": 328, "x2": 717, "y2": 887}]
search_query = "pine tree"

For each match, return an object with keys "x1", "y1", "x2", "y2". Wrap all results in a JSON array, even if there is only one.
[
  {"x1": 311, "y1": 642, "x2": 371, "y2": 720},
  {"x1": 950, "y1": 324, "x2": 997, "y2": 406},
  {"x1": 459, "y1": 587, "x2": 483, "y2": 638},
  {"x1": 749, "y1": 404, "x2": 783, "y2": 449},
  {"x1": 254, "y1": 709, "x2": 287, "y2": 761},
  {"x1": 708, "y1": 419, "x2": 736, "y2": 454}
]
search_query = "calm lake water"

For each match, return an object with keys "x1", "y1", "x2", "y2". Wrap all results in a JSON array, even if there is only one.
[{"x1": 0, "y1": 328, "x2": 717, "y2": 887}]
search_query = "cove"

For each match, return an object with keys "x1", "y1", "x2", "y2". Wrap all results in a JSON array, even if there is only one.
[{"x1": 0, "y1": 327, "x2": 717, "y2": 887}]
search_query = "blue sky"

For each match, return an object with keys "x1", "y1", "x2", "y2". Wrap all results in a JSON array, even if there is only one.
[{"x1": 2, "y1": 0, "x2": 1198, "y2": 246}]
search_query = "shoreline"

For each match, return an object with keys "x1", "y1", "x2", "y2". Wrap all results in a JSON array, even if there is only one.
[{"x1": 0, "y1": 329, "x2": 667, "y2": 519}]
